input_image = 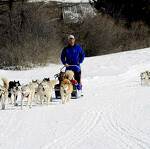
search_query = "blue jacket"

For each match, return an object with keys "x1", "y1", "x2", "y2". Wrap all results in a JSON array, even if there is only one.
[{"x1": 61, "y1": 44, "x2": 85, "y2": 72}]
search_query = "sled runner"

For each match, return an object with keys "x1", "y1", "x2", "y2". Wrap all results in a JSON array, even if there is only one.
[{"x1": 54, "y1": 66, "x2": 82, "y2": 99}]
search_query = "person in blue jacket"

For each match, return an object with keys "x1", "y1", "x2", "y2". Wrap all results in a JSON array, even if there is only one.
[{"x1": 61, "y1": 35, "x2": 85, "y2": 90}]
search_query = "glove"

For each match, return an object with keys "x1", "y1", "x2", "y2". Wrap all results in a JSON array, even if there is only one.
[{"x1": 65, "y1": 64, "x2": 69, "y2": 67}]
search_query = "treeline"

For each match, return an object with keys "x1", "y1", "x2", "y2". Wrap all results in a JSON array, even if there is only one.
[
  {"x1": 0, "y1": 1, "x2": 62, "y2": 69},
  {"x1": 91, "y1": 0, "x2": 150, "y2": 27},
  {"x1": 77, "y1": 14, "x2": 150, "y2": 56},
  {"x1": 0, "y1": 1, "x2": 150, "y2": 69}
]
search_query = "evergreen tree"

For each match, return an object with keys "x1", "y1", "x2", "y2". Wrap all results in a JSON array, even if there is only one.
[{"x1": 91, "y1": 0, "x2": 150, "y2": 25}]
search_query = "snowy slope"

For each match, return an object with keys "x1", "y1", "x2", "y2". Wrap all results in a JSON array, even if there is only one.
[{"x1": 0, "y1": 48, "x2": 150, "y2": 149}]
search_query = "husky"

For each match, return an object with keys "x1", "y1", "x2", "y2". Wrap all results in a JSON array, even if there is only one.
[
  {"x1": 140, "y1": 71, "x2": 150, "y2": 85},
  {"x1": 31, "y1": 80, "x2": 40, "y2": 103},
  {"x1": 37, "y1": 79, "x2": 57, "y2": 105},
  {"x1": 8, "y1": 80, "x2": 21, "y2": 106},
  {"x1": 0, "y1": 78, "x2": 9, "y2": 110},
  {"x1": 21, "y1": 81, "x2": 38, "y2": 109},
  {"x1": 60, "y1": 79, "x2": 73, "y2": 104}
]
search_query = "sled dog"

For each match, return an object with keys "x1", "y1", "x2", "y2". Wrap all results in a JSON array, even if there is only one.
[
  {"x1": 31, "y1": 80, "x2": 40, "y2": 103},
  {"x1": 60, "y1": 79, "x2": 73, "y2": 104},
  {"x1": 21, "y1": 81, "x2": 38, "y2": 109},
  {"x1": 37, "y1": 79, "x2": 57, "y2": 105},
  {"x1": 0, "y1": 78, "x2": 9, "y2": 110},
  {"x1": 8, "y1": 80, "x2": 21, "y2": 106},
  {"x1": 140, "y1": 71, "x2": 150, "y2": 85}
]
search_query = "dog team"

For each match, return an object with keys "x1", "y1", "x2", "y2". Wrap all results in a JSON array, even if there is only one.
[{"x1": 0, "y1": 70, "x2": 75, "y2": 110}]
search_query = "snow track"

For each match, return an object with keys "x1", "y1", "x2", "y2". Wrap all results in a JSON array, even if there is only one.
[
  {"x1": 101, "y1": 108, "x2": 150, "y2": 149},
  {"x1": 42, "y1": 110, "x2": 101, "y2": 149}
]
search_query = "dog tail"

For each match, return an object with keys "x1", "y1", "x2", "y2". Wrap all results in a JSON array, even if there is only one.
[{"x1": 1, "y1": 78, "x2": 9, "y2": 89}]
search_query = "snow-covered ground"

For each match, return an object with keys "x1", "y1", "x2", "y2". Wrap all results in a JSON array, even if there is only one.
[{"x1": 0, "y1": 48, "x2": 150, "y2": 149}]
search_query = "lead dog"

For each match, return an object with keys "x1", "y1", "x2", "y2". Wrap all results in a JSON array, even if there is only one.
[
  {"x1": 0, "y1": 78, "x2": 9, "y2": 110},
  {"x1": 60, "y1": 79, "x2": 73, "y2": 104}
]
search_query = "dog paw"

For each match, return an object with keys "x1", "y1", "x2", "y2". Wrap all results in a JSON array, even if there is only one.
[
  {"x1": 14, "y1": 103, "x2": 18, "y2": 106},
  {"x1": 2, "y1": 104, "x2": 5, "y2": 110}
]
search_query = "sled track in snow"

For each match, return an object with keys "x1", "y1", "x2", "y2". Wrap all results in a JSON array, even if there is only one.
[
  {"x1": 88, "y1": 73, "x2": 150, "y2": 149},
  {"x1": 101, "y1": 109, "x2": 150, "y2": 149},
  {"x1": 42, "y1": 109, "x2": 101, "y2": 149},
  {"x1": 0, "y1": 111, "x2": 22, "y2": 140}
]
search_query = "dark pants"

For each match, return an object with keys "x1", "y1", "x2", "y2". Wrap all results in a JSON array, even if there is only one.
[{"x1": 74, "y1": 71, "x2": 81, "y2": 84}]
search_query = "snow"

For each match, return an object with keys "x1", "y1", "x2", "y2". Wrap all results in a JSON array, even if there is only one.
[{"x1": 0, "y1": 48, "x2": 150, "y2": 149}]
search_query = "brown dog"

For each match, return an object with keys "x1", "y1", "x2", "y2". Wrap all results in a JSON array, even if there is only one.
[{"x1": 60, "y1": 79, "x2": 73, "y2": 104}]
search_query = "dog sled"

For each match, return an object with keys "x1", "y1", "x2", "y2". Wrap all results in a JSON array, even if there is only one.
[{"x1": 54, "y1": 66, "x2": 82, "y2": 99}]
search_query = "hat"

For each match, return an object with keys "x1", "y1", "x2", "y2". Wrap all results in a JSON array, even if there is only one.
[{"x1": 68, "y1": 35, "x2": 75, "y2": 40}]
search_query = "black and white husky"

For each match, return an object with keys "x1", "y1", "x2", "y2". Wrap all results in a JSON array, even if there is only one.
[{"x1": 8, "y1": 81, "x2": 21, "y2": 106}]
